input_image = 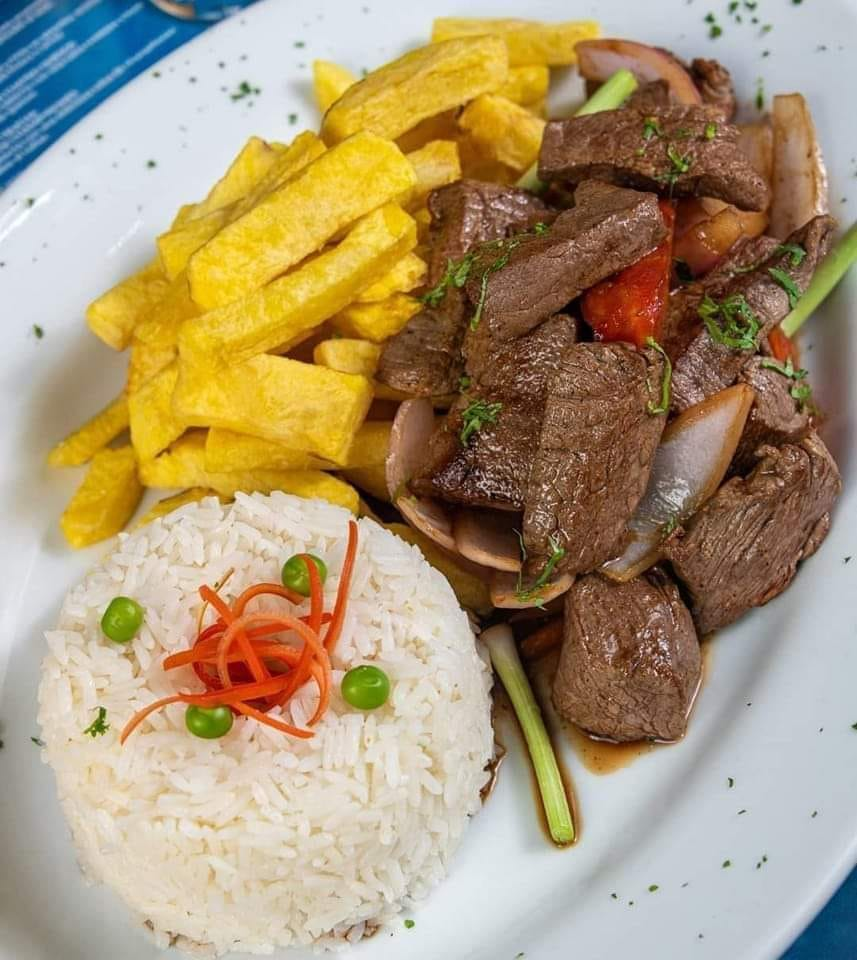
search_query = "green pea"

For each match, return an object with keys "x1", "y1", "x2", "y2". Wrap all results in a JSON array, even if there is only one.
[
  {"x1": 185, "y1": 705, "x2": 234, "y2": 739},
  {"x1": 281, "y1": 554, "x2": 327, "y2": 596},
  {"x1": 101, "y1": 596, "x2": 144, "y2": 644},
  {"x1": 341, "y1": 665, "x2": 390, "y2": 710}
]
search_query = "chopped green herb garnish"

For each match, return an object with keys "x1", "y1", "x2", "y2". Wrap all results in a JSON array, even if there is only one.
[
  {"x1": 230, "y1": 80, "x2": 261, "y2": 101},
  {"x1": 642, "y1": 116, "x2": 663, "y2": 141},
  {"x1": 293, "y1": 40, "x2": 305, "y2": 48},
  {"x1": 674, "y1": 257, "x2": 694, "y2": 284},
  {"x1": 403, "y1": 919, "x2": 415, "y2": 929},
  {"x1": 288, "y1": 112, "x2": 298, "y2": 125},
  {"x1": 421, "y1": 253, "x2": 475, "y2": 307},
  {"x1": 648, "y1": 884, "x2": 659, "y2": 892},
  {"x1": 709, "y1": 23, "x2": 723, "y2": 39},
  {"x1": 699, "y1": 294, "x2": 760, "y2": 350},
  {"x1": 773, "y1": 242, "x2": 807, "y2": 268},
  {"x1": 32, "y1": 324, "x2": 44, "y2": 339},
  {"x1": 657, "y1": 144, "x2": 693, "y2": 189},
  {"x1": 728, "y1": 0, "x2": 739, "y2": 12},
  {"x1": 611, "y1": 893, "x2": 618, "y2": 900},
  {"x1": 755, "y1": 77, "x2": 765, "y2": 112},
  {"x1": 25, "y1": 196, "x2": 35, "y2": 207},
  {"x1": 460, "y1": 399, "x2": 502, "y2": 445},
  {"x1": 789, "y1": 382, "x2": 813, "y2": 410},
  {"x1": 728, "y1": 776, "x2": 735, "y2": 788},
  {"x1": 146, "y1": 159, "x2": 157, "y2": 168},
  {"x1": 645, "y1": 337, "x2": 672, "y2": 415},
  {"x1": 30, "y1": 736, "x2": 44, "y2": 747},
  {"x1": 83, "y1": 706, "x2": 109, "y2": 738},
  {"x1": 661, "y1": 514, "x2": 680, "y2": 539},
  {"x1": 704, "y1": 121, "x2": 717, "y2": 140},
  {"x1": 458, "y1": 375, "x2": 472, "y2": 391},
  {"x1": 722, "y1": 859, "x2": 732, "y2": 868},
  {"x1": 768, "y1": 267, "x2": 801, "y2": 309},
  {"x1": 515, "y1": 534, "x2": 565, "y2": 605},
  {"x1": 738, "y1": 809, "x2": 747, "y2": 815},
  {"x1": 533, "y1": 221, "x2": 550, "y2": 235}
]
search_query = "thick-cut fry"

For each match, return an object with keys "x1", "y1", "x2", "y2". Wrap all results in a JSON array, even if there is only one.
[
  {"x1": 313, "y1": 60, "x2": 357, "y2": 113},
  {"x1": 405, "y1": 141, "x2": 462, "y2": 210},
  {"x1": 173, "y1": 355, "x2": 373, "y2": 464},
  {"x1": 205, "y1": 429, "x2": 327, "y2": 473},
  {"x1": 48, "y1": 393, "x2": 129, "y2": 468},
  {"x1": 498, "y1": 64, "x2": 550, "y2": 105},
  {"x1": 179, "y1": 204, "x2": 416, "y2": 364},
  {"x1": 134, "y1": 273, "x2": 199, "y2": 351},
  {"x1": 128, "y1": 363, "x2": 185, "y2": 462},
  {"x1": 396, "y1": 110, "x2": 460, "y2": 153},
  {"x1": 127, "y1": 340, "x2": 176, "y2": 393},
  {"x1": 386, "y1": 523, "x2": 493, "y2": 614},
  {"x1": 86, "y1": 259, "x2": 169, "y2": 350},
  {"x1": 343, "y1": 464, "x2": 390, "y2": 502},
  {"x1": 135, "y1": 488, "x2": 220, "y2": 528},
  {"x1": 159, "y1": 134, "x2": 326, "y2": 279},
  {"x1": 186, "y1": 136, "x2": 280, "y2": 221},
  {"x1": 60, "y1": 446, "x2": 143, "y2": 548},
  {"x1": 187, "y1": 132, "x2": 417, "y2": 310},
  {"x1": 321, "y1": 37, "x2": 508, "y2": 144},
  {"x1": 356, "y1": 252, "x2": 426, "y2": 302},
  {"x1": 459, "y1": 94, "x2": 546, "y2": 172},
  {"x1": 341, "y1": 421, "x2": 391, "y2": 468},
  {"x1": 331, "y1": 293, "x2": 420, "y2": 342},
  {"x1": 431, "y1": 17, "x2": 600, "y2": 67},
  {"x1": 140, "y1": 434, "x2": 359, "y2": 511},
  {"x1": 313, "y1": 338, "x2": 382, "y2": 377}
]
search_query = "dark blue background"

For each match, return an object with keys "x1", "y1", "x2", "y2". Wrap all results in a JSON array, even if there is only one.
[{"x1": 0, "y1": 0, "x2": 853, "y2": 955}]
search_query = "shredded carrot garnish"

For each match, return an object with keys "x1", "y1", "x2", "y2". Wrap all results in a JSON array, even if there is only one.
[{"x1": 120, "y1": 522, "x2": 359, "y2": 745}]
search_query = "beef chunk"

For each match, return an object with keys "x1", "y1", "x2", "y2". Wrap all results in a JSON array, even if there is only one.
[
  {"x1": 553, "y1": 569, "x2": 701, "y2": 742},
  {"x1": 731, "y1": 356, "x2": 812, "y2": 472},
  {"x1": 523, "y1": 341, "x2": 667, "y2": 577},
  {"x1": 539, "y1": 106, "x2": 769, "y2": 211},
  {"x1": 411, "y1": 315, "x2": 578, "y2": 510},
  {"x1": 625, "y1": 80, "x2": 673, "y2": 112},
  {"x1": 377, "y1": 180, "x2": 553, "y2": 397},
  {"x1": 665, "y1": 432, "x2": 841, "y2": 634},
  {"x1": 670, "y1": 215, "x2": 835, "y2": 412},
  {"x1": 689, "y1": 57, "x2": 737, "y2": 121},
  {"x1": 464, "y1": 181, "x2": 666, "y2": 340}
]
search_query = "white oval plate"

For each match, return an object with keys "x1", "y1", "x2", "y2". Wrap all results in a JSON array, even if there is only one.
[{"x1": 1, "y1": 1, "x2": 856, "y2": 958}]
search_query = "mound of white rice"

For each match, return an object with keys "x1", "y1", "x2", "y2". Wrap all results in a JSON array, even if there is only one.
[{"x1": 38, "y1": 493, "x2": 493, "y2": 955}]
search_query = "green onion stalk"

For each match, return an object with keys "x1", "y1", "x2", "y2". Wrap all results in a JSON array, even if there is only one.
[
  {"x1": 482, "y1": 623, "x2": 575, "y2": 847},
  {"x1": 517, "y1": 68, "x2": 639, "y2": 193},
  {"x1": 781, "y1": 220, "x2": 857, "y2": 337}
]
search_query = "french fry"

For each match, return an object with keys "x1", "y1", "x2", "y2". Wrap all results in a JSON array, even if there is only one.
[
  {"x1": 330, "y1": 293, "x2": 420, "y2": 342},
  {"x1": 140, "y1": 434, "x2": 359, "y2": 511},
  {"x1": 179, "y1": 203, "x2": 416, "y2": 364},
  {"x1": 135, "y1": 488, "x2": 221, "y2": 528},
  {"x1": 158, "y1": 133, "x2": 326, "y2": 280},
  {"x1": 184, "y1": 136, "x2": 281, "y2": 221},
  {"x1": 60, "y1": 446, "x2": 143, "y2": 548},
  {"x1": 430, "y1": 17, "x2": 600, "y2": 67},
  {"x1": 134, "y1": 272, "x2": 199, "y2": 351},
  {"x1": 412, "y1": 206, "x2": 433, "y2": 244},
  {"x1": 127, "y1": 340, "x2": 176, "y2": 393},
  {"x1": 386, "y1": 523, "x2": 493, "y2": 614},
  {"x1": 405, "y1": 140, "x2": 462, "y2": 210},
  {"x1": 396, "y1": 110, "x2": 460, "y2": 153},
  {"x1": 313, "y1": 338, "x2": 382, "y2": 377},
  {"x1": 355, "y1": 252, "x2": 426, "y2": 302},
  {"x1": 497, "y1": 64, "x2": 550, "y2": 106},
  {"x1": 205, "y1": 429, "x2": 327, "y2": 472},
  {"x1": 458, "y1": 95, "x2": 545, "y2": 172},
  {"x1": 456, "y1": 137, "x2": 517, "y2": 184},
  {"x1": 188, "y1": 132, "x2": 417, "y2": 310},
  {"x1": 313, "y1": 60, "x2": 357, "y2": 113},
  {"x1": 128, "y1": 362, "x2": 185, "y2": 462},
  {"x1": 172, "y1": 355, "x2": 373, "y2": 465},
  {"x1": 321, "y1": 37, "x2": 508, "y2": 144},
  {"x1": 48, "y1": 393, "x2": 129, "y2": 468},
  {"x1": 343, "y1": 464, "x2": 389, "y2": 502},
  {"x1": 341, "y1": 420, "x2": 391, "y2": 468},
  {"x1": 86, "y1": 259, "x2": 169, "y2": 350}
]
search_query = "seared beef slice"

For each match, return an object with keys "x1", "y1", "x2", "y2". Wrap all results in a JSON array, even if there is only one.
[
  {"x1": 464, "y1": 181, "x2": 666, "y2": 339},
  {"x1": 670, "y1": 215, "x2": 836, "y2": 412},
  {"x1": 377, "y1": 180, "x2": 553, "y2": 396},
  {"x1": 553, "y1": 569, "x2": 701, "y2": 742},
  {"x1": 411, "y1": 315, "x2": 577, "y2": 510},
  {"x1": 689, "y1": 58, "x2": 736, "y2": 121},
  {"x1": 539, "y1": 106, "x2": 769, "y2": 211},
  {"x1": 665, "y1": 432, "x2": 841, "y2": 634},
  {"x1": 523, "y1": 342, "x2": 667, "y2": 576}
]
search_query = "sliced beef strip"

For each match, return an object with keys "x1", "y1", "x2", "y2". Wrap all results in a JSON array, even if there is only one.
[
  {"x1": 730, "y1": 356, "x2": 812, "y2": 473},
  {"x1": 539, "y1": 106, "x2": 769, "y2": 211},
  {"x1": 625, "y1": 79, "x2": 673, "y2": 112},
  {"x1": 670, "y1": 215, "x2": 836, "y2": 412},
  {"x1": 689, "y1": 57, "x2": 737, "y2": 121},
  {"x1": 553, "y1": 568, "x2": 701, "y2": 742},
  {"x1": 665, "y1": 431, "x2": 841, "y2": 634},
  {"x1": 376, "y1": 180, "x2": 554, "y2": 397},
  {"x1": 410, "y1": 315, "x2": 578, "y2": 510},
  {"x1": 523, "y1": 341, "x2": 667, "y2": 577},
  {"x1": 463, "y1": 180, "x2": 666, "y2": 341}
]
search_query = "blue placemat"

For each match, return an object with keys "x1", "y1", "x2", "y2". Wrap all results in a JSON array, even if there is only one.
[{"x1": 0, "y1": 1, "x2": 853, "y2": 955}]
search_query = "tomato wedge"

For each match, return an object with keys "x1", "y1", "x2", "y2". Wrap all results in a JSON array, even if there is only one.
[
  {"x1": 581, "y1": 200, "x2": 676, "y2": 347},
  {"x1": 767, "y1": 325, "x2": 800, "y2": 366}
]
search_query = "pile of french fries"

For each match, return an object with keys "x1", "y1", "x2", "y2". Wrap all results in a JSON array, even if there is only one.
[{"x1": 50, "y1": 17, "x2": 599, "y2": 568}]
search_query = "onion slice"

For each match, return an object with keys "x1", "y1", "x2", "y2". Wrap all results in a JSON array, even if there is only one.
[
  {"x1": 490, "y1": 570, "x2": 574, "y2": 610},
  {"x1": 769, "y1": 93, "x2": 829, "y2": 240},
  {"x1": 385, "y1": 398, "x2": 435, "y2": 501},
  {"x1": 601, "y1": 384, "x2": 755, "y2": 582},
  {"x1": 576, "y1": 39, "x2": 702, "y2": 107},
  {"x1": 454, "y1": 509, "x2": 523, "y2": 572}
]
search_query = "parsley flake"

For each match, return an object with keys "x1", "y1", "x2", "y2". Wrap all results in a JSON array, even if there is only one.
[
  {"x1": 657, "y1": 144, "x2": 693, "y2": 190},
  {"x1": 699, "y1": 294, "x2": 760, "y2": 350},
  {"x1": 728, "y1": 776, "x2": 735, "y2": 788},
  {"x1": 230, "y1": 80, "x2": 261, "y2": 101},
  {"x1": 458, "y1": 375, "x2": 472, "y2": 391},
  {"x1": 32, "y1": 324, "x2": 44, "y2": 339},
  {"x1": 404, "y1": 919, "x2": 415, "y2": 929},
  {"x1": 768, "y1": 267, "x2": 801, "y2": 309},
  {"x1": 460, "y1": 399, "x2": 502, "y2": 445},
  {"x1": 755, "y1": 78, "x2": 765, "y2": 112},
  {"x1": 773, "y1": 242, "x2": 807, "y2": 267},
  {"x1": 515, "y1": 534, "x2": 565, "y2": 606},
  {"x1": 704, "y1": 121, "x2": 717, "y2": 140},
  {"x1": 83, "y1": 706, "x2": 109, "y2": 738},
  {"x1": 421, "y1": 253, "x2": 475, "y2": 307},
  {"x1": 722, "y1": 859, "x2": 732, "y2": 868},
  {"x1": 648, "y1": 884, "x2": 659, "y2": 893},
  {"x1": 30, "y1": 736, "x2": 45, "y2": 747},
  {"x1": 643, "y1": 116, "x2": 663, "y2": 141}
]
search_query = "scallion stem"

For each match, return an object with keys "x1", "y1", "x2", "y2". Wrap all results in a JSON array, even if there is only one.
[
  {"x1": 516, "y1": 68, "x2": 639, "y2": 192},
  {"x1": 781, "y1": 220, "x2": 857, "y2": 337},
  {"x1": 482, "y1": 624, "x2": 575, "y2": 847}
]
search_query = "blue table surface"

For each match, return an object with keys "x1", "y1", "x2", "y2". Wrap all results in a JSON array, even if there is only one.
[{"x1": 0, "y1": 1, "x2": 853, "y2": 955}]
